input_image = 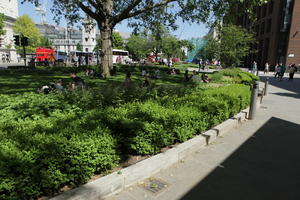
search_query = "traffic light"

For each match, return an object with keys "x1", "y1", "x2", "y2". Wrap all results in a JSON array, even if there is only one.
[
  {"x1": 21, "y1": 36, "x2": 29, "y2": 46},
  {"x1": 14, "y1": 35, "x2": 20, "y2": 46}
]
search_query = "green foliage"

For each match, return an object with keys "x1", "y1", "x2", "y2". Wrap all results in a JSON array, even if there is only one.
[
  {"x1": 162, "y1": 36, "x2": 194, "y2": 60},
  {"x1": 126, "y1": 34, "x2": 150, "y2": 60},
  {"x1": 200, "y1": 24, "x2": 256, "y2": 67},
  {"x1": 39, "y1": 36, "x2": 53, "y2": 48},
  {"x1": 210, "y1": 68, "x2": 259, "y2": 85},
  {"x1": 0, "y1": 67, "x2": 253, "y2": 199},
  {"x1": 219, "y1": 25, "x2": 256, "y2": 67},
  {"x1": 0, "y1": 13, "x2": 5, "y2": 37},
  {"x1": 198, "y1": 34, "x2": 220, "y2": 61},
  {"x1": 13, "y1": 15, "x2": 41, "y2": 53},
  {"x1": 112, "y1": 32, "x2": 125, "y2": 49},
  {"x1": 76, "y1": 42, "x2": 83, "y2": 51}
]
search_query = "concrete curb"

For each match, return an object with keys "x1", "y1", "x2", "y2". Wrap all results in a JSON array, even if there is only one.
[{"x1": 51, "y1": 107, "x2": 251, "y2": 200}]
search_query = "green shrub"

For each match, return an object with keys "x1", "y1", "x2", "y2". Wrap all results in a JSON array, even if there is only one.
[{"x1": 0, "y1": 77, "x2": 251, "y2": 199}]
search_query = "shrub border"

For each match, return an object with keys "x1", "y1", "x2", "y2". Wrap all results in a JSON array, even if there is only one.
[{"x1": 50, "y1": 103, "x2": 260, "y2": 200}]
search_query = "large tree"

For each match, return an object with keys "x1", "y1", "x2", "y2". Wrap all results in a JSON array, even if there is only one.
[
  {"x1": 200, "y1": 24, "x2": 255, "y2": 67},
  {"x1": 162, "y1": 37, "x2": 194, "y2": 60},
  {"x1": 126, "y1": 33, "x2": 150, "y2": 61},
  {"x1": 22, "y1": 0, "x2": 266, "y2": 76},
  {"x1": 197, "y1": 34, "x2": 220, "y2": 61},
  {"x1": 13, "y1": 15, "x2": 41, "y2": 53}
]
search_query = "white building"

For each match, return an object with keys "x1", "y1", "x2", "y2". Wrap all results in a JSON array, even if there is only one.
[
  {"x1": 81, "y1": 15, "x2": 97, "y2": 52},
  {"x1": 0, "y1": 0, "x2": 19, "y2": 62}
]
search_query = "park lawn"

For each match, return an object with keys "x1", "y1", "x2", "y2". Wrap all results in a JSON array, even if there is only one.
[{"x1": 0, "y1": 65, "x2": 194, "y2": 94}]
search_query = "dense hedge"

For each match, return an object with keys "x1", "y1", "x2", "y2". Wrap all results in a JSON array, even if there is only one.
[
  {"x1": 0, "y1": 68, "x2": 255, "y2": 200},
  {"x1": 212, "y1": 68, "x2": 259, "y2": 85}
]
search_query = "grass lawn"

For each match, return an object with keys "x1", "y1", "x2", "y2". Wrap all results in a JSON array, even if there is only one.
[{"x1": 0, "y1": 64, "x2": 198, "y2": 94}]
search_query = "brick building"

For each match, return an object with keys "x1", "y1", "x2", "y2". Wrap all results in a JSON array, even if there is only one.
[{"x1": 236, "y1": 0, "x2": 300, "y2": 69}]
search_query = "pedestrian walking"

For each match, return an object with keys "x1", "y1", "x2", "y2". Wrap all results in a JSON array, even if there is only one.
[
  {"x1": 17, "y1": 54, "x2": 21, "y2": 62},
  {"x1": 264, "y1": 62, "x2": 269, "y2": 74},
  {"x1": 288, "y1": 64, "x2": 297, "y2": 81},
  {"x1": 279, "y1": 63, "x2": 286, "y2": 81},
  {"x1": 251, "y1": 61, "x2": 257, "y2": 75},
  {"x1": 274, "y1": 64, "x2": 280, "y2": 78},
  {"x1": 2, "y1": 54, "x2": 5, "y2": 63}
]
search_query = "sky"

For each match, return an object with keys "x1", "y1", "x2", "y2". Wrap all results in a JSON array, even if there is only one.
[{"x1": 18, "y1": 0, "x2": 209, "y2": 39}]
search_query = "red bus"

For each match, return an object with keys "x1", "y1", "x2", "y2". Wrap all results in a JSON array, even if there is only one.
[{"x1": 36, "y1": 48, "x2": 55, "y2": 62}]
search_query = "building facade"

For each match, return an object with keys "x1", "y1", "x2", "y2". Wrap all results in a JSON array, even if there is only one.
[
  {"x1": 0, "y1": 0, "x2": 19, "y2": 62},
  {"x1": 236, "y1": 0, "x2": 300, "y2": 69},
  {"x1": 37, "y1": 23, "x2": 82, "y2": 53},
  {"x1": 81, "y1": 16, "x2": 97, "y2": 53}
]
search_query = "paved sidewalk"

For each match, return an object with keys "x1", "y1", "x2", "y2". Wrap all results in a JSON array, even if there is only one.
[{"x1": 104, "y1": 73, "x2": 300, "y2": 200}]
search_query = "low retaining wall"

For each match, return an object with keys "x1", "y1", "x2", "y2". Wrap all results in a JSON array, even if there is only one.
[{"x1": 51, "y1": 107, "x2": 250, "y2": 200}]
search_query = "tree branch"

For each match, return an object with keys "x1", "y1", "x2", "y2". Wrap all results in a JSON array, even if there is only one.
[
  {"x1": 113, "y1": 0, "x2": 177, "y2": 24},
  {"x1": 76, "y1": 1, "x2": 102, "y2": 21},
  {"x1": 112, "y1": 0, "x2": 143, "y2": 24},
  {"x1": 86, "y1": 0, "x2": 98, "y2": 10}
]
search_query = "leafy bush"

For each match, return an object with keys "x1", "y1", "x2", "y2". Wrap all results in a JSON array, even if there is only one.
[{"x1": 0, "y1": 78, "x2": 251, "y2": 199}]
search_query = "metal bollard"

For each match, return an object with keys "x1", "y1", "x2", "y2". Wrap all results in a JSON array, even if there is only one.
[
  {"x1": 264, "y1": 77, "x2": 269, "y2": 96},
  {"x1": 249, "y1": 81, "x2": 259, "y2": 120}
]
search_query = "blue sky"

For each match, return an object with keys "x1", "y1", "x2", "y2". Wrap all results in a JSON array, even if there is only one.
[{"x1": 18, "y1": 1, "x2": 208, "y2": 39}]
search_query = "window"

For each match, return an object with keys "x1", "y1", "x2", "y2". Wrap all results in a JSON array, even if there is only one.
[
  {"x1": 264, "y1": 38, "x2": 270, "y2": 62},
  {"x1": 260, "y1": 22, "x2": 265, "y2": 35},
  {"x1": 262, "y1": 4, "x2": 267, "y2": 17},
  {"x1": 256, "y1": 25, "x2": 260, "y2": 36},
  {"x1": 256, "y1": 6, "x2": 261, "y2": 19},
  {"x1": 267, "y1": 19, "x2": 272, "y2": 33},
  {"x1": 85, "y1": 48, "x2": 88, "y2": 52},
  {"x1": 85, "y1": 37, "x2": 88, "y2": 42}
]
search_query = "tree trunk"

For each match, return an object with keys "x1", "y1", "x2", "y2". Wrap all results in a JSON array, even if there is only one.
[{"x1": 100, "y1": 21, "x2": 113, "y2": 77}]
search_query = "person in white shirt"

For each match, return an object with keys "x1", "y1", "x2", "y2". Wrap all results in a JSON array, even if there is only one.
[{"x1": 264, "y1": 62, "x2": 269, "y2": 74}]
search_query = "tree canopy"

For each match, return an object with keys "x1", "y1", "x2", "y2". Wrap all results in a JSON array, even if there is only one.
[
  {"x1": 112, "y1": 32, "x2": 124, "y2": 49},
  {"x1": 13, "y1": 15, "x2": 41, "y2": 53},
  {"x1": 199, "y1": 24, "x2": 255, "y2": 67}
]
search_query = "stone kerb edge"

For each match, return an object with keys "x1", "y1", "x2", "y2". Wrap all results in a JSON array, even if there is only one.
[{"x1": 51, "y1": 107, "x2": 250, "y2": 200}]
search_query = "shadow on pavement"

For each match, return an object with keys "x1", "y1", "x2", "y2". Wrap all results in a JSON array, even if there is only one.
[
  {"x1": 180, "y1": 117, "x2": 300, "y2": 200},
  {"x1": 260, "y1": 75, "x2": 300, "y2": 97}
]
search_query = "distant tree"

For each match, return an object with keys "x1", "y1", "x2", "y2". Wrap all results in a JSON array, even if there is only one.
[
  {"x1": 162, "y1": 37, "x2": 194, "y2": 60},
  {"x1": 219, "y1": 24, "x2": 255, "y2": 67},
  {"x1": 112, "y1": 32, "x2": 124, "y2": 49},
  {"x1": 0, "y1": 13, "x2": 5, "y2": 47},
  {"x1": 76, "y1": 43, "x2": 83, "y2": 51},
  {"x1": 0, "y1": 13, "x2": 5, "y2": 37},
  {"x1": 146, "y1": 24, "x2": 170, "y2": 61},
  {"x1": 39, "y1": 36, "x2": 53, "y2": 48},
  {"x1": 126, "y1": 34, "x2": 150, "y2": 60},
  {"x1": 197, "y1": 34, "x2": 220, "y2": 61},
  {"x1": 13, "y1": 15, "x2": 41, "y2": 53},
  {"x1": 199, "y1": 24, "x2": 255, "y2": 67}
]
